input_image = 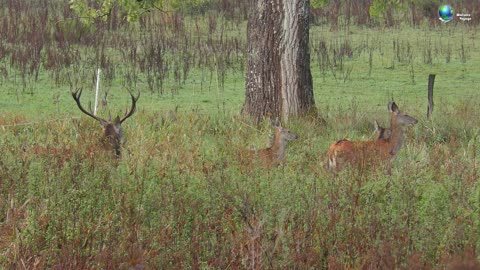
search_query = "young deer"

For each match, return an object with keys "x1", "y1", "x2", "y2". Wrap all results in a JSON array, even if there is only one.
[
  {"x1": 373, "y1": 119, "x2": 392, "y2": 140},
  {"x1": 245, "y1": 125, "x2": 298, "y2": 168},
  {"x1": 328, "y1": 102, "x2": 417, "y2": 173},
  {"x1": 72, "y1": 88, "x2": 140, "y2": 157}
]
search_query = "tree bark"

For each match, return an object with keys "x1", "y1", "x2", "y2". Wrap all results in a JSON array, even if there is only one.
[{"x1": 242, "y1": 0, "x2": 315, "y2": 123}]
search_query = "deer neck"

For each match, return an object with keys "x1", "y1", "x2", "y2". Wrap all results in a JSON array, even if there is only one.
[
  {"x1": 271, "y1": 135, "x2": 287, "y2": 161},
  {"x1": 387, "y1": 119, "x2": 405, "y2": 157}
]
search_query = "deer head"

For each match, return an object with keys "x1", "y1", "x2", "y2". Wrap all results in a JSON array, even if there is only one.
[
  {"x1": 388, "y1": 102, "x2": 418, "y2": 128},
  {"x1": 373, "y1": 120, "x2": 392, "y2": 140},
  {"x1": 386, "y1": 101, "x2": 418, "y2": 157},
  {"x1": 72, "y1": 88, "x2": 140, "y2": 157}
]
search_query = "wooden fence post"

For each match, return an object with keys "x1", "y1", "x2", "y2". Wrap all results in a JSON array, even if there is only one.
[
  {"x1": 94, "y1": 68, "x2": 101, "y2": 116},
  {"x1": 427, "y1": 74, "x2": 435, "y2": 119}
]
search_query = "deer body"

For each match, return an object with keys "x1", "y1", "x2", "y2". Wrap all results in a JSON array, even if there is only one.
[
  {"x1": 246, "y1": 126, "x2": 298, "y2": 168},
  {"x1": 328, "y1": 102, "x2": 417, "y2": 173}
]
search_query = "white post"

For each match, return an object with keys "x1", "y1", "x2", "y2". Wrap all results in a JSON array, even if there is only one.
[{"x1": 94, "y1": 68, "x2": 101, "y2": 116}]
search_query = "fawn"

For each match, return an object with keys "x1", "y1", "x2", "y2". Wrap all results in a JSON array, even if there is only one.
[
  {"x1": 328, "y1": 102, "x2": 417, "y2": 173},
  {"x1": 244, "y1": 125, "x2": 298, "y2": 168},
  {"x1": 373, "y1": 119, "x2": 392, "y2": 140}
]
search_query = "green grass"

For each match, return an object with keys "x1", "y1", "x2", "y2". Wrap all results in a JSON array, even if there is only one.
[
  {"x1": 1, "y1": 101, "x2": 479, "y2": 268},
  {"x1": 1, "y1": 23, "x2": 479, "y2": 121}
]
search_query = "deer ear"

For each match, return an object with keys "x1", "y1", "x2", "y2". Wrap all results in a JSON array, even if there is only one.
[
  {"x1": 273, "y1": 117, "x2": 282, "y2": 128},
  {"x1": 270, "y1": 117, "x2": 278, "y2": 128},
  {"x1": 388, "y1": 102, "x2": 399, "y2": 113},
  {"x1": 374, "y1": 120, "x2": 379, "y2": 130},
  {"x1": 114, "y1": 116, "x2": 121, "y2": 126},
  {"x1": 99, "y1": 119, "x2": 108, "y2": 127}
]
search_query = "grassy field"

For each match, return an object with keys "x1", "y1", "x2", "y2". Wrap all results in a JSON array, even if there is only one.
[
  {"x1": 1, "y1": 6, "x2": 480, "y2": 269},
  {"x1": 0, "y1": 22, "x2": 479, "y2": 119},
  {"x1": 1, "y1": 101, "x2": 479, "y2": 268}
]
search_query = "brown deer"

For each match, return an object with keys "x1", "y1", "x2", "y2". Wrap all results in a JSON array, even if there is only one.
[
  {"x1": 322, "y1": 120, "x2": 391, "y2": 171},
  {"x1": 327, "y1": 102, "x2": 417, "y2": 173},
  {"x1": 244, "y1": 124, "x2": 298, "y2": 168},
  {"x1": 373, "y1": 119, "x2": 392, "y2": 140},
  {"x1": 72, "y1": 88, "x2": 140, "y2": 157}
]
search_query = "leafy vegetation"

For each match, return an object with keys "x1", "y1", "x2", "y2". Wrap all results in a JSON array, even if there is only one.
[{"x1": 1, "y1": 101, "x2": 479, "y2": 268}]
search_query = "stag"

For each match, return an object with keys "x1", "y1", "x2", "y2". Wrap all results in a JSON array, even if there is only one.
[{"x1": 72, "y1": 88, "x2": 140, "y2": 157}]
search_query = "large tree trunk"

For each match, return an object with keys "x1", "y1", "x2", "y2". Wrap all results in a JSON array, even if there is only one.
[{"x1": 242, "y1": 0, "x2": 315, "y2": 123}]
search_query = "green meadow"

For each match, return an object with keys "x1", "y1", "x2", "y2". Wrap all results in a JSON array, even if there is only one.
[{"x1": 1, "y1": 23, "x2": 479, "y2": 119}]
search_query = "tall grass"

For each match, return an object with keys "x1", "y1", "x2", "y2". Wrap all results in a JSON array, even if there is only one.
[{"x1": 1, "y1": 100, "x2": 479, "y2": 268}]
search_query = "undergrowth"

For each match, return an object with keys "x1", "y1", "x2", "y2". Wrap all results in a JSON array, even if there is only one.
[{"x1": 0, "y1": 100, "x2": 479, "y2": 269}]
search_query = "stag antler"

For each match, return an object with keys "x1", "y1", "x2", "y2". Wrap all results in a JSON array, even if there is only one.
[
  {"x1": 120, "y1": 90, "x2": 141, "y2": 124},
  {"x1": 71, "y1": 88, "x2": 107, "y2": 123}
]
